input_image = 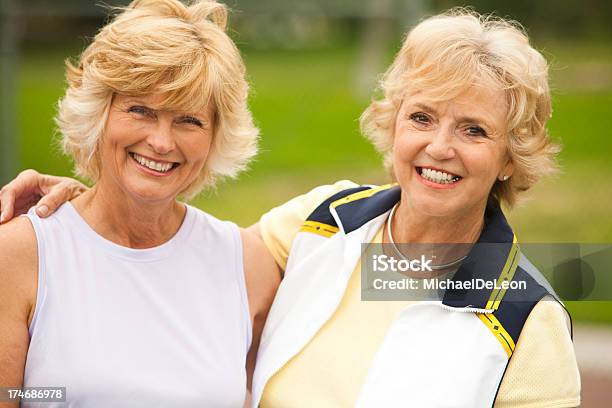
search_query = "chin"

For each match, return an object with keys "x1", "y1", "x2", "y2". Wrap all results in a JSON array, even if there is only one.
[
  {"x1": 124, "y1": 180, "x2": 177, "y2": 203},
  {"x1": 418, "y1": 203, "x2": 459, "y2": 219},
  {"x1": 409, "y1": 194, "x2": 462, "y2": 219}
]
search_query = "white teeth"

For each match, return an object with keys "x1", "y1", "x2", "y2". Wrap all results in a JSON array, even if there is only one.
[
  {"x1": 419, "y1": 167, "x2": 459, "y2": 184},
  {"x1": 132, "y1": 153, "x2": 174, "y2": 173}
]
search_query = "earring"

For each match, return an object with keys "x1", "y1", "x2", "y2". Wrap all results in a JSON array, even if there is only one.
[{"x1": 500, "y1": 175, "x2": 510, "y2": 181}]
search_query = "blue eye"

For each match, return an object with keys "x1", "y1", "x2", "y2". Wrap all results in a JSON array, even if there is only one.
[
  {"x1": 128, "y1": 106, "x2": 144, "y2": 114},
  {"x1": 128, "y1": 106, "x2": 154, "y2": 117}
]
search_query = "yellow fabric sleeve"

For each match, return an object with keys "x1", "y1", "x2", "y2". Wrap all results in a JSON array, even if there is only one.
[
  {"x1": 259, "y1": 180, "x2": 359, "y2": 270},
  {"x1": 495, "y1": 297, "x2": 581, "y2": 408}
]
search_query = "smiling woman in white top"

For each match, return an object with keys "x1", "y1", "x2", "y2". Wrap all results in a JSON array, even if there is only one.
[{"x1": 0, "y1": 1, "x2": 279, "y2": 406}]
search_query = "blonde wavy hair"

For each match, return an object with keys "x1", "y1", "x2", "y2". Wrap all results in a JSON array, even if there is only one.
[
  {"x1": 360, "y1": 8, "x2": 560, "y2": 207},
  {"x1": 57, "y1": 0, "x2": 258, "y2": 198}
]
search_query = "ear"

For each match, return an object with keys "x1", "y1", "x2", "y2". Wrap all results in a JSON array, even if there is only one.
[{"x1": 498, "y1": 159, "x2": 514, "y2": 181}]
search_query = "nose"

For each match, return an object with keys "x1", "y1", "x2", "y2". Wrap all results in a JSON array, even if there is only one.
[
  {"x1": 424, "y1": 126, "x2": 456, "y2": 160},
  {"x1": 146, "y1": 121, "x2": 176, "y2": 155}
]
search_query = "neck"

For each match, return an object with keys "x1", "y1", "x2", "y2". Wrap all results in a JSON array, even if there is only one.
[
  {"x1": 382, "y1": 195, "x2": 486, "y2": 279},
  {"x1": 392, "y1": 195, "x2": 486, "y2": 245},
  {"x1": 71, "y1": 177, "x2": 186, "y2": 249}
]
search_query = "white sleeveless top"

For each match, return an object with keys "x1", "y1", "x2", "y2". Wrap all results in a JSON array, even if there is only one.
[{"x1": 23, "y1": 202, "x2": 251, "y2": 407}]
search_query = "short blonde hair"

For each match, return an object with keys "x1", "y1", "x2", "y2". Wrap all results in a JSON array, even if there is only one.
[
  {"x1": 360, "y1": 8, "x2": 559, "y2": 207},
  {"x1": 57, "y1": 0, "x2": 258, "y2": 198}
]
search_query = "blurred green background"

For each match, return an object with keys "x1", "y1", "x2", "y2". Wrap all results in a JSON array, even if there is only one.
[{"x1": 2, "y1": 0, "x2": 611, "y2": 323}]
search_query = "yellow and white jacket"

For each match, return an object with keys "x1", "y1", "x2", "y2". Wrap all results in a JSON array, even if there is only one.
[{"x1": 252, "y1": 181, "x2": 580, "y2": 408}]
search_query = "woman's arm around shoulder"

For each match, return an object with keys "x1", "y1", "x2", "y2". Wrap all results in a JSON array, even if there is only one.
[
  {"x1": 0, "y1": 217, "x2": 38, "y2": 395},
  {"x1": 240, "y1": 228, "x2": 282, "y2": 394}
]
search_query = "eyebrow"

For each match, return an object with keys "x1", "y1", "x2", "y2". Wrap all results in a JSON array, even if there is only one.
[
  {"x1": 410, "y1": 103, "x2": 493, "y2": 128},
  {"x1": 413, "y1": 103, "x2": 437, "y2": 115},
  {"x1": 122, "y1": 98, "x2": 160, "y2": 110},
  {"x1": 457, "y1": 116, "x2": 493, "y2": 129},
  {"x1": 123, "y1": 99, "x2": 208, "y2": 119}
]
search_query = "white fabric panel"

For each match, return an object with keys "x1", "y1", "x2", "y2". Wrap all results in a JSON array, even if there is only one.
[{"x1": 356, "y1": 303, "x2": 507, "y2": 408}]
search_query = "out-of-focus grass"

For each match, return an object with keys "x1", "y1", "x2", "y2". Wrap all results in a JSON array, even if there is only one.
[
  {"x1": 243, "y1": 47, "x2": 381, "y2": 174},
  {"x1": 16, "y1": 43, "x2": 612, "y2": 323}
]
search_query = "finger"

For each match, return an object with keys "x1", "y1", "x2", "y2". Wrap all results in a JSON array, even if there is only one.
[
  {"x1": 37, "y1": 173, "x2": 63, "y2": 195},
  {"x1": 0, "y1": 188, "x2": 16, "y2": 224},
  {"x1": 35, "y1": 182, "x2": 76, "y2": 218},
  {"x1": 67, "y1": 180, "x2": 87, "y2": 200},
  {"x1": 15, "y1": 169, "x2": 43, "y2": 195},
  {"x1": 0, "y1": 169, "x2": 42, "y2": 211}
]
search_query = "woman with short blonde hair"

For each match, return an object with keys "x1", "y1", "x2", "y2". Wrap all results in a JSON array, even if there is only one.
[
  {"x1": 0, "y1": 1, "x2": 279, "y2": 406},
  {"x1": 249, "y1": 10, "x2": 578, "y2": 407},
  {"x1": 60, "y1": 0, "x2": 258, "y2": 197},
  {"x1": 361, "y1": 8, "x2": 559, "y2": 206}
]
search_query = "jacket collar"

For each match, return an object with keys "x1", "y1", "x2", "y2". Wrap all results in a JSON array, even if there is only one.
[{"x1": 330, "y1": 184, "x2": 400, "y2": 234}]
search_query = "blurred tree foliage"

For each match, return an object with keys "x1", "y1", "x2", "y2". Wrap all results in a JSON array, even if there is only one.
[
  {"x1": 12, "y1": 0, "x2": 612, "y2": 46},
  {"x1": 434, "y1": 0, "x2": 612, "y2": 39}
]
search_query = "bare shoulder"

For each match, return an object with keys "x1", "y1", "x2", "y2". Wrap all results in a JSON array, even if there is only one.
[
  {"x1": 239, "y1": 228, "x2": 281, "y2": 319},
  {"x1": 0, "y1": 215, "x2": 37, "y2": 265},
  {"x1": 0, "y1": 216, "x2": 38, "y2": 311}
]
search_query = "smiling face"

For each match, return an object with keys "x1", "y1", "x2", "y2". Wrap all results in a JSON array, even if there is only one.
[
  {"x1": 393, "y1": 84, "x2": 514, "y2": 219},
  {"x1": 97, "y1": 93, "x2": 214, "y2": 204}
]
